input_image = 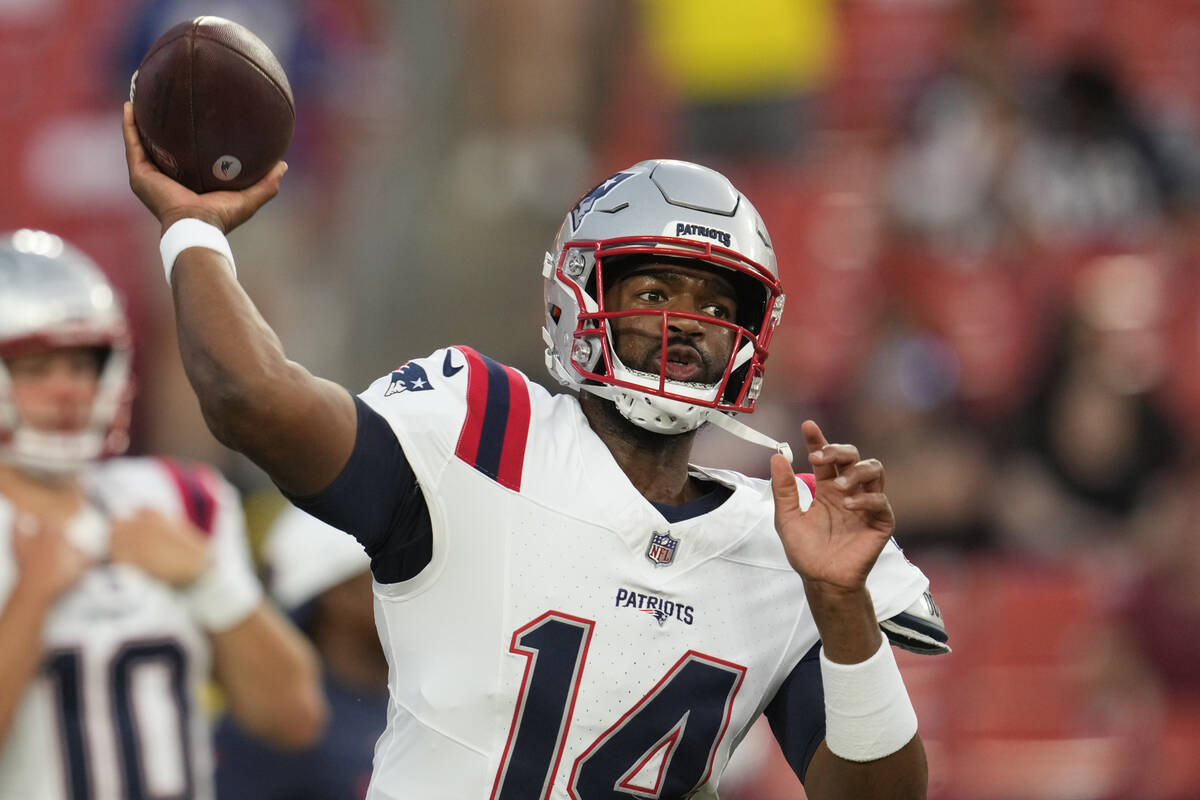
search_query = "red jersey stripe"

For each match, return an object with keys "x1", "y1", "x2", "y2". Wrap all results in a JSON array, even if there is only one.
[
  {"x1": 159, "y1": 458, "x2": 218, "y2": 535},
  {"x1": 495, "y1": 364, "x2": 531, "y2": 491},
  {"x1": 454, "y1": 347, "x2": 490, "y2": 466}
]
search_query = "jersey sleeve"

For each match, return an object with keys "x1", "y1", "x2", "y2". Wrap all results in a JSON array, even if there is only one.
[
  {"x1": 866, "y1": 537, "x2": 951, "y2": 656},
  {"x1": 882, "y1": 590, "x2": 951, "y2": 655},
  {"x1": 865, "y1": 538, "x2": 931, "y2": 624},
  {"x1": 359, "y1": 346, "x2": 533, "y2": 494},
  {"x1": 287, "y1": 347, "x2": 532, "y2": 585},
  {"x1": 795, "y1": 472, "x2": 936, "y2": 633},
  {"x1": 285, "y1": 396, "x2": 432, "y2": 584},
  {"x1": 763, "y1": 643, "x2": 825, "y2": 784}
]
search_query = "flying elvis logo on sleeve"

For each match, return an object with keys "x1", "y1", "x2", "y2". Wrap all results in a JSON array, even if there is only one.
[{"x1": 384, "y1": 361, "x2": 435, "y2": 396}]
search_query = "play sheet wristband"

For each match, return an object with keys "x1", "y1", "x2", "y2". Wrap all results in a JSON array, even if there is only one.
[
  {"x1": 159, "y1": 218, "x2": 237, "y2": 284},
  {"x1": 184, "y1": 562, "x2": 263, "y2": 633},
  {"x1": 820, "y1": 638, "x2": 919, "y2": 762}
]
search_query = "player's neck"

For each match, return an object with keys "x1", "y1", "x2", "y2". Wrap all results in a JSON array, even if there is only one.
[
  {"x1": 579, "y1": 393, "x2": 706, "y2": 506},
  {"x1": 0, "y1": 464, "x2": 87, "y2": 521}
]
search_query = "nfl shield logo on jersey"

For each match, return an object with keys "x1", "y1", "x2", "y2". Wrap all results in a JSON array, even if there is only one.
[{"x1": 645, "y1": 531, "x2": 679, "y2": 567}]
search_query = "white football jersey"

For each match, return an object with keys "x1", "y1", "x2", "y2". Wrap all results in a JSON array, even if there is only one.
[
  {"x1": 0, "y1": 457, "x2": 257, "y2": 800},
  {"x1": 360, "y1": 347, "x2": 931, "y2": 800}
]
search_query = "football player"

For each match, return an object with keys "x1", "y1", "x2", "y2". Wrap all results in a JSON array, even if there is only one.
[
  {"x1": 124, "y1": 101, "x2": 948, "y2": 800},
  {"x1": 0, "y1": 230, "x2": 326, "y2": 800}
]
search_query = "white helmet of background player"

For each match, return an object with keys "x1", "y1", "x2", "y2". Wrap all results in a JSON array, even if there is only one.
[
  {"x1": 0, "y1": 230, "x2": 134, "y2": 476},
  {"x1": 543, "y1": 159, "x2": 791, "y2": 459},
  {"x1": 265, "y1": 504, "x2": 370, "y2": 614}
]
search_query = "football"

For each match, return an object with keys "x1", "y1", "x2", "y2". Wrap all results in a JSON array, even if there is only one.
[{"x1": 130, "y1": 16, "x2": 294, "y2": 193}]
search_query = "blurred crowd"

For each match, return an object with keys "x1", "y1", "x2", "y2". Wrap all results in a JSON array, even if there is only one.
[{"x1": 4, "y1": 0, "x2": 1200, "y2": 798}]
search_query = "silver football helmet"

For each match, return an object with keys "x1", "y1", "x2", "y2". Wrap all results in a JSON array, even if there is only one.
[
  {"x1": 0, "y1": 230, "x2": 133, "y2": 476},
  {"x1": 543, "y1": 160, "x2": 791, "y2": 458}
]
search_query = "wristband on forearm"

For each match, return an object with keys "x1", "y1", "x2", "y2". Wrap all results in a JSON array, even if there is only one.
[
  {"x1": 183, "y1": 562, "x2": 263, "y2": 633},
  {"x1": 820, "y1": 638, "x2": 919, "y2": 762},
  {"x1": 159, "y1": 218, "x2": 236, "y2": 285}
]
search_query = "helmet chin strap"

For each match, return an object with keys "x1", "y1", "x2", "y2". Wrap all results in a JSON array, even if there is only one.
[
  {"x1": 701, "y1": 407, "x2": 794, "y2": 464},
  {"x1": 581, "y1": 383, "x2": 793, "y2": 464}
]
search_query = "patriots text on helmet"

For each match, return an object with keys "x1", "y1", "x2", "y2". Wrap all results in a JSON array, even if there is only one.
[{"x1": 674, "y1": 222, "x2": 732, "y2": 248}]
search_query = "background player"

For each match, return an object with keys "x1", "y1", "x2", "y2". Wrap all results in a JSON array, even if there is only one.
[
  {"x1": 0, "y1": 229, "x2": 326, "y2": 800},
  {"x1": 124, "y1": 101, "x2": 948, "y2": 799}
]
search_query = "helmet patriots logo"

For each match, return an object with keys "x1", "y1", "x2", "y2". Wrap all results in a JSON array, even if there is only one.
[
  {"x1": 384, "y1": 362, "x2": 434, "y2": 396},
  {"x1": 569, "y1": 172, "x2": 633, "y2": 231}
]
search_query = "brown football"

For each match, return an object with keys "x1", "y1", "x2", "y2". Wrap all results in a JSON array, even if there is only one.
[{"x1": 131, "y1": 16, "x2": 294, "y2": 193}]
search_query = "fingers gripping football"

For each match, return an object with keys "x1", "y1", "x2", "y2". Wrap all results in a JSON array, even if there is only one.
[{"x1": 123, "y1": 102, "x2": 286, "y2": 236}]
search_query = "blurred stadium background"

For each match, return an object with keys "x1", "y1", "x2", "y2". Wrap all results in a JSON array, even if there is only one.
[{"x1": 4, "y1": 0, "x2": 1200, "y2": 797}]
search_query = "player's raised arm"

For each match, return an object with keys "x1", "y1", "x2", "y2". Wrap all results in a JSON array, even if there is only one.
[{"x1": 122, "y1": 102, "x2": 356, "y2": 496}]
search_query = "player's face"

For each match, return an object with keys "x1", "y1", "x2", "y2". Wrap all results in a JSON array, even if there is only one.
[
  {"x1": 602, "y1": 261, "x2": 739, "y2": 385},
  {"x1": 6, "y1": 347, "x2": 102, "y2": 434}
]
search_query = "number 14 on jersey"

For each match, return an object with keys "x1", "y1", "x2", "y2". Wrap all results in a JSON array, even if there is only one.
[{"x1": 492, "y1": 611, "x2": 746, "y2": 799}]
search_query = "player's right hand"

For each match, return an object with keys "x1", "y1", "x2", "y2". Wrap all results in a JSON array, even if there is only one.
[
  {"x1": 109, "y1": 509, "x2": 212, "y2": 588},
  {"x1": 11, "y1": 514, "x2": 90, "y2": 605},
  {"x1": 122, "y1": 101, "x2": 286, "y2": 236}
]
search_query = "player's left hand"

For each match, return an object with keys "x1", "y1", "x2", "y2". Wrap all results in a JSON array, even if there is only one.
[
  {"x1": 109, "y1": 509, "x2": 212, "y2": 587},
  {"x1": 770, "y1": 420, "x2": 895, "y2": 596}
]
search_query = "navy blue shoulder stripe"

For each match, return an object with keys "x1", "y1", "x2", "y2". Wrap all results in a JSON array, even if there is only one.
[{"x1": 453, "y1": 347, "x2": 530, "y2": 491}]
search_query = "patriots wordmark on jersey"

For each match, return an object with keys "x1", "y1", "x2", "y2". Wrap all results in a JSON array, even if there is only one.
[
  {"x1": 0, "y1": 458, "x2": 258, "y2": 800},
  {"x1": 353, "y1": 347, "x2": 946, "y2": 800}
]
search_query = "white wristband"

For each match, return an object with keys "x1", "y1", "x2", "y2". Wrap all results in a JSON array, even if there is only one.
[
  {"x1": 820, "y1": 638, "x2": 919, "y2": 762},
  {"x1": 159, "y1": 218, "x2": 236, "y2": 285},
  {"x1": 183, "y1": 562, "x2": 263, "y2": 633}
]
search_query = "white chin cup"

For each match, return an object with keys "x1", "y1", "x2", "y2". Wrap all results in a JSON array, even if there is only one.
[
  {"x1": 582, "y1": 381, "x2": 794, "y2": 461},
  {"x1": 3, "y1": 428, "x2": 104, "y2": 478},
  {"x1": 612, "y1": 389, "x2": 710, "y2": 434},
  {"x1": 602, "y1": 360, "x2": 718, "y2": 434}
]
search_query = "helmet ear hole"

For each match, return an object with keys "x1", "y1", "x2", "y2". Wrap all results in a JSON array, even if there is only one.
[
  {"x1": 571, "y1": 336, "x2": 602, "y2": 373},
  {"x1": 549, "y1": 305, "x2": 562, "y2": 323}
]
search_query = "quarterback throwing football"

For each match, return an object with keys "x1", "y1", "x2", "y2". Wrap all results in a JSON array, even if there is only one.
[{"x1": 124, "y1": 101, "x2": 948, "y2": 800}]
